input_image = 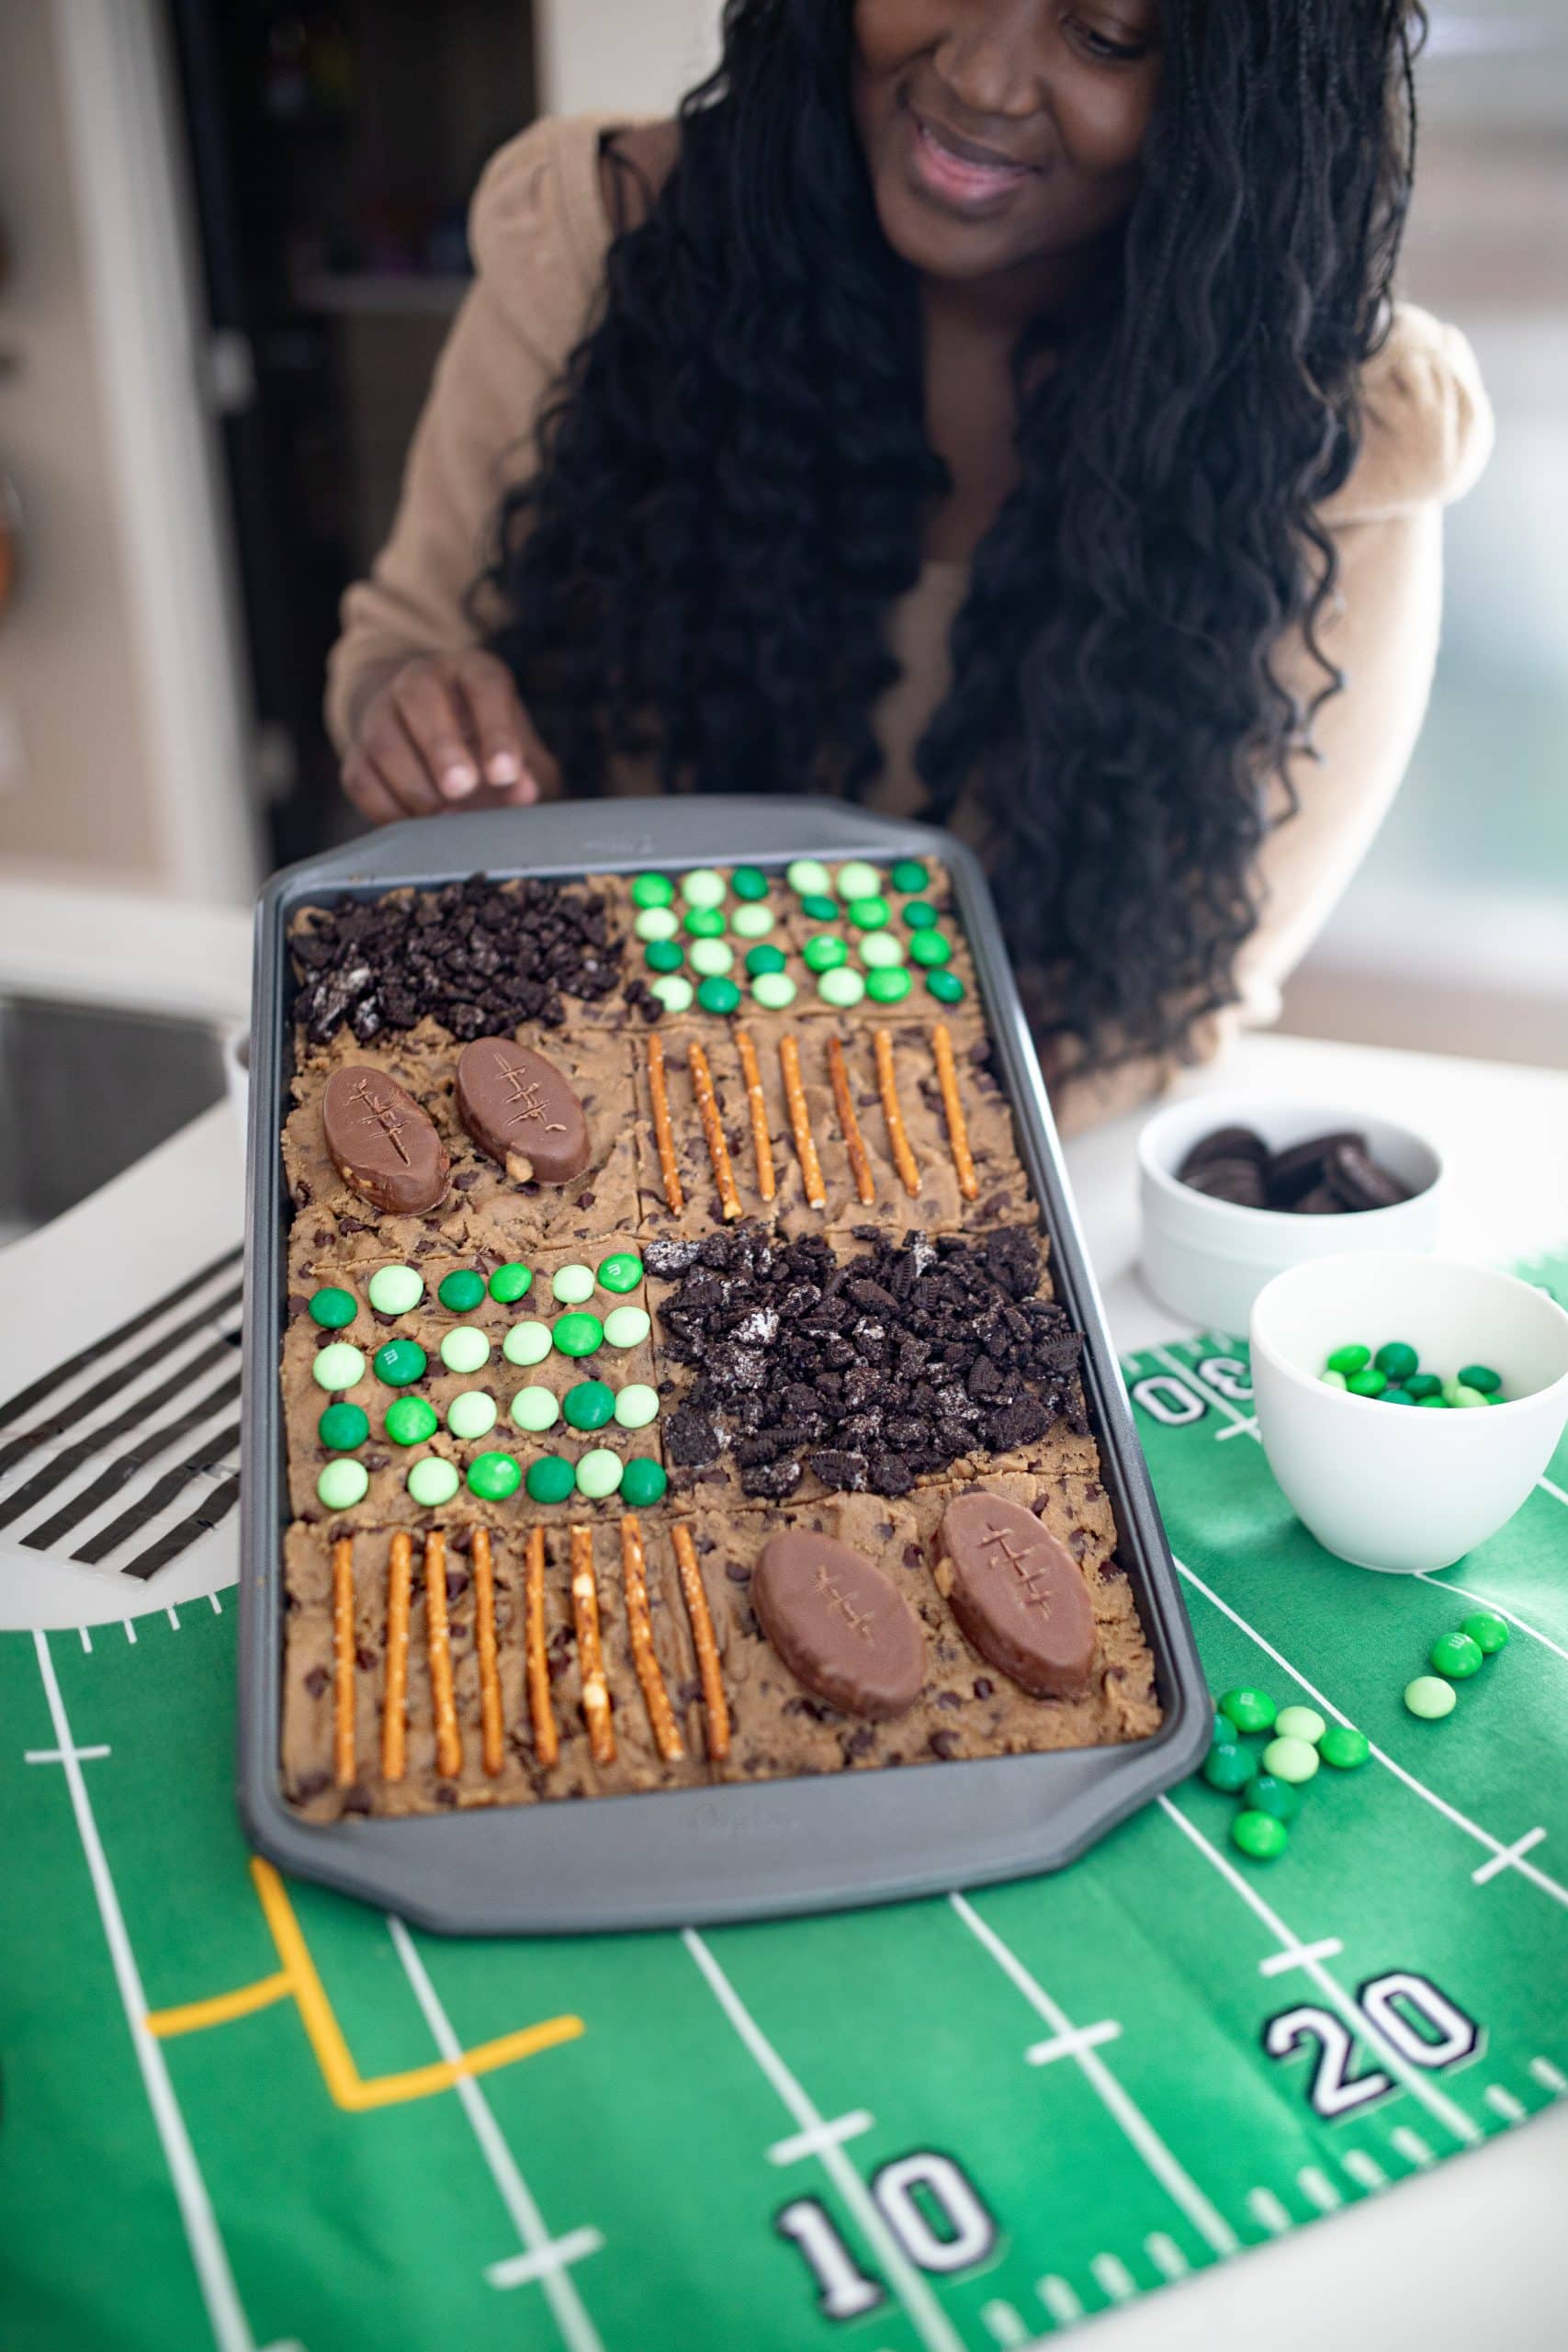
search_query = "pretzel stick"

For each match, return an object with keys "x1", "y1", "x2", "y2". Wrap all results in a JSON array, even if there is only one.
[
  {"x1": 524, "y1": 1525, "x2": 558, "y2": 1769},
  {"x1": 827, "y1": 1036, "x2": 875, "y2": 1205},
  {"x1": 381, "y1": 1531, "x2": 413, "y2": 1781},
  {"x1": 930, "y1": 1022, "x2": 980, "y2": 1201},
  {"x1": 620, "y1": 1516, "x2": 685, "y2": 1762},
  {"x1": 671, "y1": 1524, "x2": 731, "y2": 1761},
  {"x1": 778, "y1": 1034, "x2": 825, "y2": 1209},
  {"x1": 570, "y1": 1523, "x2": 616, "y2": 1764},
  {"x1": 688, "y1": 1038, "x2": 742, "y2": 1223},
  {"x1": 646, "y1": 1034, "x2": 684, "y2": 1213},
  {"x1": 470, "y1": 1529, "x2": 505, "y2": 1778},
  {"x1": 424, "y1": 1531, "x2": 463, "y2": 1781},
  {"x1": 735, "y1": 1027, "x2": 776, "y2": 1202},
  {"x1": 874, "y1": 1026, "x2": 921, "y2": 1198},
  {"x1": 331, "y1": 1537, "x2": 356, "y2": 1788}
]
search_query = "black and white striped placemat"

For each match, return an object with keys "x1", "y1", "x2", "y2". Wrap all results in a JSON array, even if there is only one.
[{"x1": 0, "y1": 1244, "x2": 244, "y2": 1579}]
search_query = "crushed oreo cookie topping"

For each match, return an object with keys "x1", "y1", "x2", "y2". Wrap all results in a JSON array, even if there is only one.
[
  {"x1": 292, "y1": 875, "x2": 627, "y2": 1045},
  {"x1": 649, "y1": 1221, "x2": 1085, "y2": 1499}
]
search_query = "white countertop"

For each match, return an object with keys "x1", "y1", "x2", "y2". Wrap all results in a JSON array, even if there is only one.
[{"x1": 2, "y1": 1026, "x2": 1563, "y2": 2344}]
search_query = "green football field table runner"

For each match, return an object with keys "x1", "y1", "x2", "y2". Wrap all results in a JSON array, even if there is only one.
[{"x1": 3, "y1": 1238, "x2": 1564, "y2": 2352}]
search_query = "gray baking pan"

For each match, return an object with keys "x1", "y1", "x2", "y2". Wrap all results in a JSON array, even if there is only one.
[{"x1": 239, "y1": 797, "x2": 1209, "y2": 1933}]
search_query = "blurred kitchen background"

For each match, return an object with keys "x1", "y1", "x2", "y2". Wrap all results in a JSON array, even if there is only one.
[{"x1": 0, "y1": 0, "x2": 1562, "y2": 1218}]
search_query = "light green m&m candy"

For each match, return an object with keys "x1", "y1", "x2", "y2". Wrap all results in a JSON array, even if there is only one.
[
  {"x1": 650, "y1": 976, "x2": 694, "y2": 1014},
  {"x1": 817, "y1": 967, "x2": 866, "y2": 1010},
  {"x1": 787, "y1": 858, "x2": 833, "y2": 897},
  {"x1": 689, "y1": 939, "x2": 735, "y2": 978},
  {"x1": 575, "y1": 1448, "x2": 624, "y2": 1499},
  {"x1": 731, "y1": 903, "x2": 775, "y2": 940},
  {"x1": 312, "y1": 1342, "x2": 367, "y2": 1393},
  {"x1": 1274, "y1": 1705, "x2": 1325, "y2": 1745},
  {"x1": 859, "y1": 930, "x2": 906, "y2": 968},
  {"x1": 367, "y1": 1264, "x2": 423, "y2": 1315},
  {"x1": 502, "y1": 1319, "x2": 552, "y2": 1367},
  {"x1": 316, "y1": 1459, "x2": 369, "y2": 1511},
  {"x1": 751, "y1": 973, "x2": 796, "y2": 1010},
  {"x1": 681, "y1": 867, "x2": 727, "y2": 909},
  {"x1": 551, "y1": 1262, "x2": 596, "y2": 1306},
  {"x1": 1260, "y1": 1735, "x2": 1319, "y2": 1784},
  {"x1": 446, "y1": 1391, "x2": 498, "y2": 1441},
  {"x1": 440, "y1": 1326, "x2": 491, "y2": 1374},
  {"x1": 634, "y1": 905, "x2": 679, "y2": 943},
  {"x1": 603, "y1": 1305, "x2": 651, "y2": 1350},
  {"x1": 613, "y1": 1384, "x2": 660, "y2": 1429},
  {"x1": 835, "y1": 860, "x2": 882, "y2": 901},
  {"x1": 407, "y1": 1456, "x2": 460, "y2": 1509},
  {"x1": 511, "y1": 1385, "x2": 560, "y2": 1433},
  {"x1": 1404, "y1": 1675, "x2": 1457, "y2": 1720}
]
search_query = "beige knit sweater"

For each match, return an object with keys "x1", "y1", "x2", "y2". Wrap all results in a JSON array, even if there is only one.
[{"x1": 326, "y1": 115, "x2": 1495, "y2": 1137}]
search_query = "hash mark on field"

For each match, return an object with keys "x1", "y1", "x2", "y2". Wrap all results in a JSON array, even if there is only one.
[
  {"x1": 25, "y1": 1744, "x2": 110, "y2": 1766},
  {"x1": 1484, "y1": 2086, "x2": 1528, "y2": 2124},
  {"x1": 1258, "y1": 1939, "x2": 1343, "y2": 1978},
  {"x1": 1247, "y1": 2188, "x2": 1291, "y2": 2236},
  {"x1": 768, "y1": 2109, "x2": 874, "y2": 2166},
  {"x1": 1340, "y1": 2150, "x2": 1387, "y2": 2193},
  {"x1": 1036, "y1": 2276, "x2": 1082, "y2": 2325},
  {"x1": 1297, "y1": 2166, "x2": 1340, "y2": 2213},
  {"x1": 1090, "y1": 2254, "x2": 1135, "y2": 2303},
  {"x1": 1530, "y1": 2057, "x2": 1567, "y2": 2096},
  {"x1": 950, "y1": 1893, "x2": 1239, "y2": 2256},
  {"x1": 1390, "y1": 2127, "x2": 1434, "y2": 2169},
  {"x1": 1472, "y1": 1826, "x2": 1547, "y2": 1884},
  {"x1": 1172, "y1": 1555, "x2": 1568, "y2": 1909},
  {"x1": 981, "y1": 2300, "x2": 1030, "y2": 2347},
  {"x1": 486, "y1": 2230, "x2": 606, "y2": 2293},
  {"x1": 1026, "y1": 2018, "x2": 1122, "y2": 2067},
  {"x1": 683, "y1": 1929, "x2": 964, "y2": 2352},
  {"x1": 1144, "y1": 2233, "x2": 1187, "y2": 2281}
]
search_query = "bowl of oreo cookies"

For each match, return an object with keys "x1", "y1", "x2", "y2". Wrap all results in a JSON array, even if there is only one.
[{"x1": 1137, "y1": 1094, "x2": 1444, "y2": 1331}]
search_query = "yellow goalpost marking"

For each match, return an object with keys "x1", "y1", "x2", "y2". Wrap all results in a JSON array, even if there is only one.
[{"x1": 146, "y1": 1857, "x2": 584, "y2": 2113}]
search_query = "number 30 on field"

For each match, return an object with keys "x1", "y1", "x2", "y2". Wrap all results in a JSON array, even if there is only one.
[{"x1": 777, "y1": 2150, "x2": 997, "y2": 2320}]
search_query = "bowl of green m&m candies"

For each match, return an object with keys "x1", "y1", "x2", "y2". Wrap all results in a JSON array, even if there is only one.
[{"x1": 1250, "y1": 1250, "x2": 1568, "y2": 1573}]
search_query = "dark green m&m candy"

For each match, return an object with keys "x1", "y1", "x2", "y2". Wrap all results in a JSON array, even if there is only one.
[
  {"x1": 374, "y1": 1339, "x2": 428, "y2": 1387},
  {"x1": 318, "y1": 1402, "x2": 369, "y2": 1452},
  {"x1": 925, "y1": 969, "x2": 965, "y2": 1004},
  {"x1": 890, "y1": 859, "x2": 929, "y2": 893},
  {"x1": 731, "y1": 865, "x2": 770, "y2": 900},
  {"x1": 745, "y1": 943, "x2": 787, "y2": 977},
  {"x1": 1404, "y1": 1372, "x2": 1442, "y2": 1399},
  {"x1": 1243, "y1": 1772, "x2": 1301, "y2": 1823},
  {"x1": 384, "y1": 1396, "x2": 440, "y2": 1447},
  {"x1": 438, "y1": 1268, "x2": 487, "y2": 1314},
  {"x1": 489, "y1": 1262, "x2": 534, "y2": 1304},
  {"x1": 645, "y1": 938, "x2": 684, "y2": 973},
  {"x1": 902, "y1": 899, "x2": 939, "y2": 930},
  {"x1": 620, "y1": 1457, "x2": 668, "y2": 1508},
  {"x1": 1374, "y1": 1340, "x2": 1419, "y2": 1383},
  {"x1": 525, "y1": 1454, "x2": 577, "y2": 1505},
  {"x1": 552, "y1": 1312, "x2": 604, "y2": 1359},
  {"x1": 1202, "y1": 1743, "x2": 1253, "y2": 1793},
  {"x1": 696, "y1": 977, "x2": 741, "y2": 1014},
  {"x1": 468, "y1": 1451, "x2": 523, "y2": 1502},
  {"x1": 799, "y1": 893, "x2": 838, "y2": 922},
  {"x1": 563, "y1": 1379, "x2": 615, "y2": 1431},
  {"x1": 308, "y1": 1286, "x2": 356, "y2": 1329}
]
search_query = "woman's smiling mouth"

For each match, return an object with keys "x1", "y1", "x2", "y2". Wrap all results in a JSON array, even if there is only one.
[{"x1": 907, "y1": 104, "x2": 1042, "y2": 213}]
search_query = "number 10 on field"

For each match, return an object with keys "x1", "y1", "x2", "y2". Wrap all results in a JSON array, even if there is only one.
[{"x1": 777, "y1": 2150, "x2": 997, "y2": 2320}]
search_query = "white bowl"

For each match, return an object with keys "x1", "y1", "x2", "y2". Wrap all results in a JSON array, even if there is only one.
[
  {"x1": 1138, "y1": 1093, "x2": 1444, "y2": 1332},
  {"x1": 1250, "y1": 1250, "x2": 1568, "y2": 1573}
]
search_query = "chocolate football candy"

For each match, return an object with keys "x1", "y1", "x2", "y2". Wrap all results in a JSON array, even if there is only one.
[
  {"x1": 456, "y1": 1036, "x2": 592, "y2": 1185},
  {"x1": 933, "y1": 1491, "x2": 1097, "y2": 1698},
  {"x1": 321, "y1": 1066, "x2": 448, "y2": 1215},
  {"x1": 752, "y1": 1532, "x2": 925, "y2": 1720}
]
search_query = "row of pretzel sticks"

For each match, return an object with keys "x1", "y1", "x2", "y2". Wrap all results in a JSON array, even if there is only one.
[
  {"x1": 644, "y1": 1022, "x2": 979, "y2": 1216},
  {"x1": 329, "y1": 1518, "x2": 731, "y2": 1789}
]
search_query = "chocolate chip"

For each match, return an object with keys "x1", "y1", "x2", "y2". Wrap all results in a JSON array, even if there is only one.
[
  {"x1": 302, "y1": 1666, "x2": 329, "y2": 1699},
  {"x1": 292, "y1": 1770, "x2": 330, "y2": 1799},
  {"x1": 973, "y1": 1678, "x2": 995, "y2": 1698},
  {"x1": 929, "y1": 1730, "x2": 961, "y2": 1759}
]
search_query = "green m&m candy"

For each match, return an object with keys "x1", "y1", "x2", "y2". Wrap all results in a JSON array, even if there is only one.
[
  {"x1": 859, "y1": 931, "x2": 906, "y2": 968},
  {"x1": 1321, "y1": 1370, "x2": 1349, "y2": 1391},
  {"x1": 1382, "y1": 1387, "x2": 1415, "y2": 1407},
  {"x1": 1319, "y1": 1724, "x2": 1371, "y2": 1770},
  {"x1": 317, "y1": 1459, "x2": 369, "y2": 1511},
  {"x1": 446, "y1": 1391, "x2": 498, "y2": 1441},
  {"x1": 1260, "y1": 1735, "x2": 1318, "y2": 1784},
  {"x1": 525, "y1": 1454, "x2": 576, "y2": 1505},
  {"x1": 511, "y1": 1385, "x2": 560, "y2": 1433},
  {"x1": 1404, "y1": 1372, "x2": 1442, "y2": 1399},
  {"x1": 902, "y1": 899, "x2": 939, "y2": 931},
  {"x1": 1274, "y1": 1705, "x2": 1325, "y2": 1745},
  {"x1": 751, "y1": 974, "x2": 796, "y2": 1009},
  {"x1": 613, "y1": 1384, "x2": 660, "y2": 1429},
  {"x1": 683, "y1": 907, "x2": 727, "y2": 939},
  {"x1": 373, "y1": 1339, "x2": 427, "y2": 1386},
  {"x1": 502, "y1": 1319, "x2": 552, "y2": 1366},
  {"x1": 681, "y1": 867, "x2": 727, "y2": 909},
  {"x1": 313, "y1": 1342, "x2": 367, "y2": 1392},
  {"x1": 1220, "y1": 1687, "x2": 1277, "y2": 1736},
  {"x1": 835, "y1": 861, "x2": 882, "y2": 901},
  {"x1": 645, "y1": 938, "x2": 684, "y2": 973},
  {"x1": 650, "y1": 976, "x2": 694, "y2": 1013},
  {"x1": 634, "y1": 906, "x2": 679, "y2": 943},
  {"x1": 575, "y1": 1448, "x2": 624, "y2": 1499},
  {"x1": 696, "y1": 978, "x2": 742, "y2": 1014},
  {"x1": 367, "y1": 1264, "x2": 423, "y2": 1316},
  {"x1": 1374, "y1": 1340, "x2": 1418, "y2": 1382},
  {"x1": 925, "y1": 970, "x2": 965, "y2": 1004},
  {"x1": 318, "y1": 1401, "x2": 369, "y2": 1452},
  {"x1": 440, "y1": 1327, "x2": 491, "y2": 1374},
  {"x1": 867, "y1": 968, "x2": 912, "y2": 1005},
  {"x1": 604, "y1": 1305, "x2": 650, "y2": 1350},
  {"x1": 1347, "y1": 1366, "x2": 1387, "y2": 1397},
  {"x1": 908, "y1": 929, "x2": 952, "y2": 967},
  {"x1": 1458, "y1": 1363, "x2": 1502, "y2": 1395},
  {"x1": 1232, "y1": 1811, "x2": 1289, "y2": 1862},
  {"x1": 787, "y1": 858, "x2": 832, "y2": 897},
  {"x1": 384, "y1": 1396, "x2": 439, "y2": 1447},
  {"x1": 489, "y1": 1262, "x2": 533, "y2": 1304},
  {"x1": 553, "y1": 1312, "x2": 604, "y2": 1358},
  {"x1": 552, "y1": 1262, "x2": 596, "y2": 1306},
  {"x1": 308, "y1": 1286, "x2": 356, "y2": 1329},
  {"x1": 817, "y1": 967, "x2": 865, "y2": 1010},
  {"x1": 1202, "y1": 1743, "x2": 1253, "y2": 1793},
  {"x1": 799, "y1": 894, "x2": 838, "y2": 922},
  {"x1": 689, "y1": 939, "x2": 735, "y2": 978},
  {"x1": 744, "y1": 943, "x2": 787, "y2": 977},
  {"x1": 1431, "y1": 1630, "x2": 1483, "y2": 1679},
  {"x1": 1243, "y1": 1772, "x2": 1301, "y2": 1823},
  {"x1": 846, "y1": 895, "x2": 890, "y2": 931},
  {"x1": 731, "y1": 903, "x2": 775, "y2": 940},
  {"x1": 620, "y1": 1457, "x2": 668, "y2": 1508},
  {"x1": 1404, "y1": 1675, "x2": 1456, "y2": 1720},
  {"x1": 563, "y1": 1379, "x2": 615, "y2": 1431},
  {"x1": 630, "y1": 873, "x2": 674, "y2": 909},
  {"x1": 437, "y1": 1267, "x2": 486, "y2": 1314},
  {"x1": 408, "y1": 1456, "x2": 460, "y2": 1509},
  {"x1": 597, "y1": 1250, "x2": 643, "y2": 1294},
  {"x1": 890, "y1": 859, "x2": 929, "y2": 893},
  {"x1": 731, "y1": 865, "x2": 770, "y2": 900},
  {"x1": 1450, "y1": 1383, "x2": 1490, "y2": 1410},
  {"x1": 803, "y1": 934, "x2": 847, "y2": 973},
  {"x1": 1461, "y1": 1611, "x2": 1509, "y2": 1655},
  {"x1": 467, "y1": 1451, "x2": 522, "y2": 1502},
  {"x1": 1325, "y1": 1344, "x2": 1371, "y2": 1375}
]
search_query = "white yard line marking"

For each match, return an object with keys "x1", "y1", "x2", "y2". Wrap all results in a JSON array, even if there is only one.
[
  {"x1": 209, "y1": 1591, "x2": 223, "y2": 1613},
  {"x1": 683, "y1": 1929, "x2": 965, "y2": 2352},
  {"x1": 78, "y1": 1626, "x2": 93, "y2": 1653},
  {"x1": 1247, "y1": 2188, "x2": 1291, "y2": 2237},
  {"x1": 1540, "y1": 1476, "x2": 1568, "y2": 1510},
  {"x1": 1258, "y1": 1938, "x2": 1344, "y2": 1978},
  {"x1": 1390, "y1": 2126, "x2": 1434, "y2": 2169},
  {"x1": 386, "y1": 1918, "x2": 604, "y2": 2343},
  {"x1": 1036, "y1": 2277, "x2": 1083, "y2": 2326},
  {"x1": 32, "y1": 1631, "x2": 258, "y2": 2352},
  {"x1": 1484, "y1": 2086, "x2": 1527, "y2": 2124},
  {"x1": 1472, "y1": 1826, "x2": 1548, "y2": 1885},
  {"x1": 1417, "y1": 1576, "x2": 1568, "y2": 1667},
  {"x1": 950, "y1": 1893, "x2": 1239, "y2": 2256},
  {"x1": 1089, "y1": 2254, "x2": 1135, "y2": 2303},
  {"x1": 1296, "y1": 2166, "x2": 1340, "y2": 2213},
  {"x1": 1156, "y1": 1799, "x2": 1483, "y2": 2147},
  {"x1": 768, "y1": 2110, "x2": 874, "y2": 2166},
  {"x1": 1172, "y1": 1555, "x2": 1568, "y2": 1910},
  {"x1": 1025, "y1": 2020, "x2": 1122, "y2": 2068},
  {"x1": 1340, "y1": 2150, "x2": 1387, "y2": 2193},
  {"x1": 123, "y1": 1619, "x2": 137, "y2": 1645},
  {"x1": 981, "y1": 2301, "x2": 1030, "y2": 2347},
  {"x1": 1214, "y1": 1418, "x2": 1261, "y2": 1442},
  {"x1": 1143, "y1": 2233, "x2": 1188, "y2": 2282},
  {"x1": 1529, "y1": 2057, "x2": 1567, "y2": 2096},
  {"x1": 1149, "y1": 1348, "x2": 1258, "y2": 1440},
  {"x1": 166, "y1": 1607, "x2": 182, "y2": 1630},
  {"x1": 25, "y1": 1743, "x2": 110, "y2": 1765}
]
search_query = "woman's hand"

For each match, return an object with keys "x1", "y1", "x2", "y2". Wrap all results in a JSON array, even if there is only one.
[{"x1": 342, "y1": 649, "x2": 559, "y2": 821}]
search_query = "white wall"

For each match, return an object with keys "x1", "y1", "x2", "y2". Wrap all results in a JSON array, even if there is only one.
[{"x1": 536, "y1": 0, "x2": 721, "y2": 118}]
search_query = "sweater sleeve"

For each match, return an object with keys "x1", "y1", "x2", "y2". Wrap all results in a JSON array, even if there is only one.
[
  {"x1": 323, "y1": 119, "x2": 610, "y2": 753},
  {"x1": 1047, "y1": 303, "x2": 1495, "y2": 1142}
]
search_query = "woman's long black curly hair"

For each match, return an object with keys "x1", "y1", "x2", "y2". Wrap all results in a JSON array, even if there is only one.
[{"x1": 482, "y1": 0, "x2": 1425, "y2": 1079}]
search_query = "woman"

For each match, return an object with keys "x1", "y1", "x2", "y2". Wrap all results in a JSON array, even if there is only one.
[{"x1": 327, "y1": 0, "x2": 1491, "y2": 1134}]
